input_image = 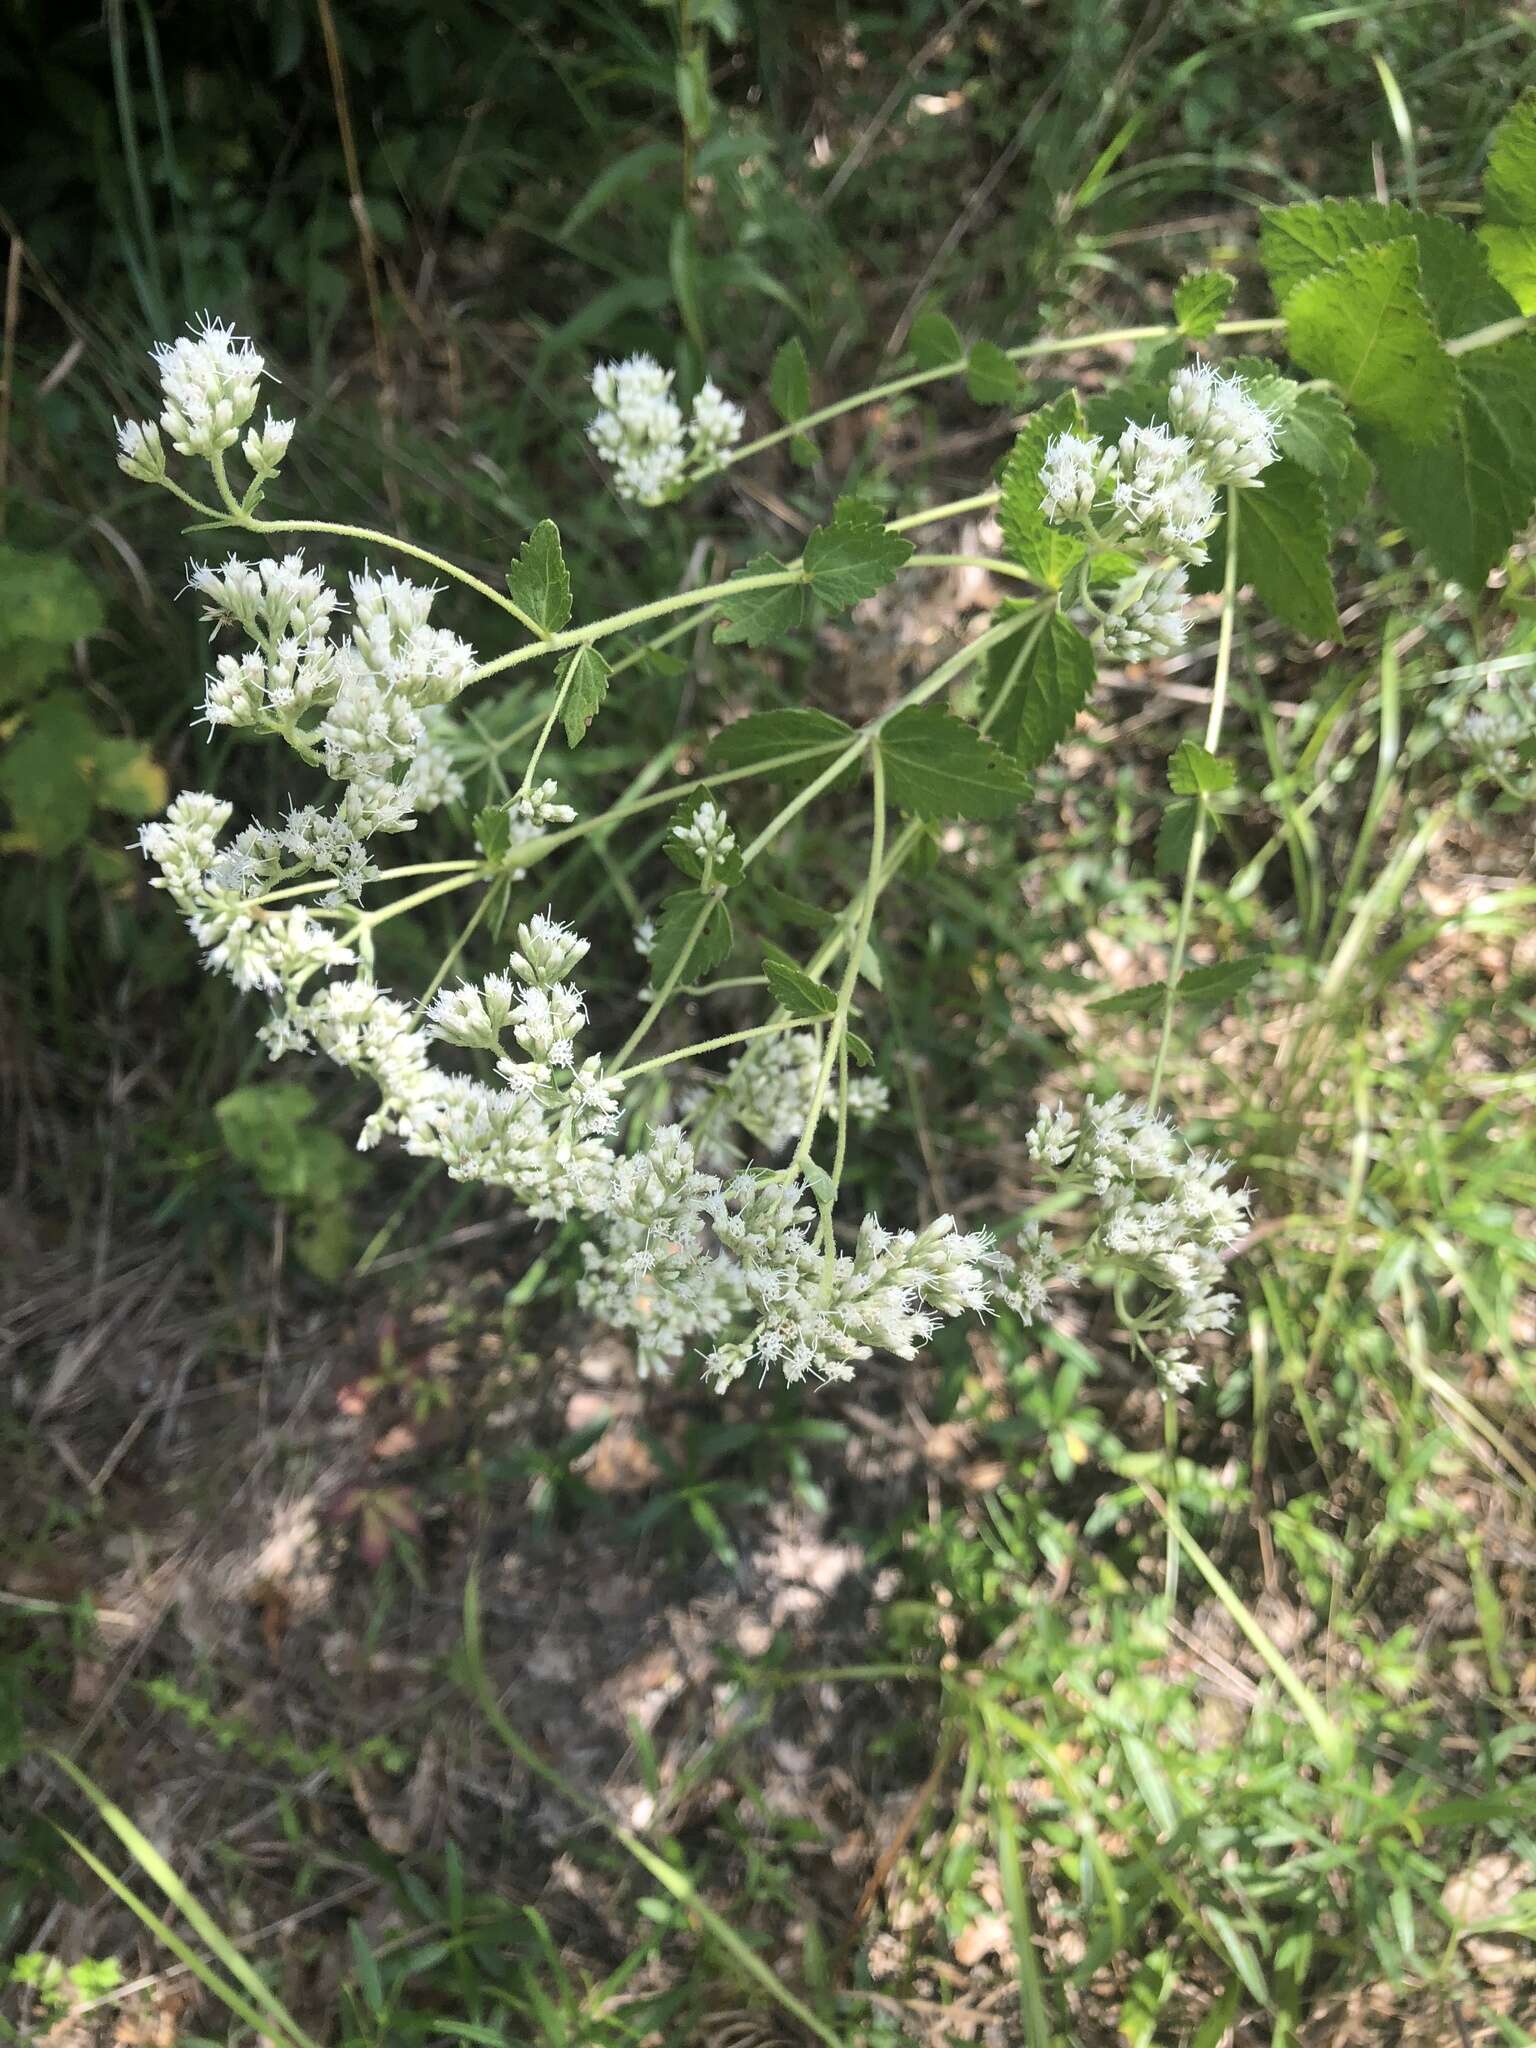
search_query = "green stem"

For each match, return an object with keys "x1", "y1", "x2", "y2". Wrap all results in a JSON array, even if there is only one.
[
  {"x1": 466, "y1": 569, "x2": 803, "y2": 687},
  {"x1": 1148, "y1": 486, "x2": 1241, "y2": 1112},
  {"x1": 240, "y1": 514, "x2": 549, "y2": 641},
  {"x1": 610, "y1": 892, "x2": 723, "y2": 1070},
  {"x1": 716, "y1": 316, "x2": 1286, "y2": 472},
  {"x1": 738, "y1": 741, "x2": 866, "y2": 867},
  {"x1": 610, "y1": 1014, "x2": 821, "y2": 1086},
  {"x1": 357, "y1": 869, "x2": 486, "y2": 931},
  {"x1": 886, "y1": 491, "x2": 1003, "y2": 535},
  {"x1": 908, "y1": 552, "x2": 1040, "y2": 585},
  {"x1": 791, "y1": 746, "x2": 887, "y2": 1183}
]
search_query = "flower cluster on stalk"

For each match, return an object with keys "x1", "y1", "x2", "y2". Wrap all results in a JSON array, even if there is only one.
[
  {"x1": 124, "y1": 316, "x2": 1254, "y2": 1406},
  {"x1": 1040, "y1": 362, "x2": 1278, "y2": 666},
  {"x1": 586, "y1": 354, "x2": 744, "y2": 505}
]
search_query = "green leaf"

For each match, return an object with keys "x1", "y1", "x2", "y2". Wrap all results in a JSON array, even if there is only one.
[
  {"x1": 506, "y1": 520, "x2": 572, "y2": 635},
  {"x1": 712, "y1": 707, "x2": 859, "y2": 788},
  {"x1": 1156, "y1": 798, "x2": 1197, "y2": 876},
  {"x1": 1237, "y1": 457, "x2": 1341, "y2": 640},
  {"x1": 984, "y1": 611, "x2": 1095, "y2": 769},
  {"x1": 1173, "y1": 269, "x2": 1235, "y2": 338},
  {"x1": 90, "y1": 738, "x2": 168, "y2": 819},
  {"x1": 1370, "y1": 334, "x2": 1536, "y2": 588},
  {"x1": 650, "y1": 890, "x2": 732, "y2": 990},
  {"x1": 763, "y1": 957, "x2": 838, "y2": 1018},
  {"x1": 1168, "y1": 742, "x2": 1235, "y2": 798},
  {"x1": 1260, "y1": 199, "x2": 1517, "y2": 333},
  {"x1": 557, "y1": 643, "x2": 610, "y2": 747},
  {"x1": 770, "y1": 337, "x2": 811, "y2": 423},
  {"x1": 966, "y1": 340, "x2": 1018, "y2": 405},
  {"x1": 0, "y1": 545, "x2": 104, "y2": 650},
  {"x1": 878, "y1": 708, "x2": 1031, "y2": 821},
  {"x1": 0, "y1": 689, "x2": 101, "y2": 855},
  {"x1": 475, "y1": 806, "x2": 510, "y2": 861},
  {"x1": 1480, "y1": 92, "x2": 1536, "y2": 313},
  {"x1": 1092, "y1": 955, "x2": 1265, "y2": 1015},
  {"x1": 752, "y1": 880, "x2": 835, "y2": 932},
  {"x1": 803, "y1": 497, "x2": 914, "y2": 611},
  {"x1": 1283, "y1": 238, "x2": 1457, "y2": 445},
  {"x1": 1272, "y1": 384, "x2": 1369, "y2": 523},
  {"x1": 910, "y1": 309, "x2": 964, "y2": 370},
  {"x1": 665, "y1": 788, "x2": 744, "y2": 887},
  {"x1": 714, "y1": 553, "x2": 807, "y2": 647},
  {"x1": 998, "y1": 395, "x2": 1088, "y2": 590},
  {"x1": 801, "y1": 1158, "x2": 835, "y2": 1207}
]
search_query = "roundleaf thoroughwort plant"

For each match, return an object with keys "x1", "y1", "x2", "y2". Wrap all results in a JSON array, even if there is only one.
[{"x1": 119, "y1": 137, "x2": 1536, "y2": 1408}]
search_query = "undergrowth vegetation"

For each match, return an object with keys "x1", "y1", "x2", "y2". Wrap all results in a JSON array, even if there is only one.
[{"x1": 5, "y1": 5, "x2": 1536, "y2": 2045}]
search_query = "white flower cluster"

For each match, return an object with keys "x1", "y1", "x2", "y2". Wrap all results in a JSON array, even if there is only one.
[
  {"x1": 1040, "y1": 363, "x2": 1277, "y2": 666},
  {"x1": 188, "y1": 554, "x2": 473, "y2": 897},
  {"x1": 672, "y1": 798, "x2": 737, "y2": 870},
  {"x1": 117, "y1": 315, "x2": 293, "y2": 477},
  {"x1": 682, "y1": 1032, "x2": 889, "y2": 1166},
  {"x1": 1446, "y1": 670, "x2": 1536, "y2": 795},
  {"x1": 1002, "y1": 1095, "x2": 1252, "y2": 1393},
  {"x1": 587, "y1": 354, "x2": 744, "y2": 505}
]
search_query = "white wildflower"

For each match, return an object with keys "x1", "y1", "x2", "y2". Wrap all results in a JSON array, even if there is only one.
[
  {"x1": 1166, "y1": 363, "x2": 1278, "y2": 487},
  {"x1": 151, "y1": 315, "x2": 265, "y2": 460}
]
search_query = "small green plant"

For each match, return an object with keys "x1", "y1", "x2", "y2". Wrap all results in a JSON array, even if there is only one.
[
  {"x1": 0, "y1": 544, "x2": 165, "y2": 862},
  {"x1": 215, "y1": 1078, "x2": 365, "y2": 1278}
]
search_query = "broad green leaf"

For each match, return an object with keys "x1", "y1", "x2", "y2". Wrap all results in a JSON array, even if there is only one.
[
  {"x1": 1481, "y1": 91, "x2": 1536, "y2": 313},
  {"x1": 1260, "y1": 199, "x2": 1517, "y2": 333},
  {"x1": 1237, "y1": 457, "x2": 1341, "y2": 641},
  {"x1": 909, "y1": 308, "x2": 964, "y2": 370},
  {"x1": 475, "y1": 806, "x2": 510, "y2": 861},
  {"x1": 0, "y1": 544, "x2": 104, "y2": 651},
  {"x1": 664, "y1": 788, "x2": 743, "y2": 887},
  {"x1": 966, "y1": 340, "x2": 1018, "y2": 405},
  {"x1": 998, "y1": 395, "x2": 1087, "y2": 590},
  {"x1": 1173, "y1": 268, "x2": 1235, "y2": 338},
  {"x1": 506, "y1": 520, "x2": 572, "y2": 634},
  {"x1": 1283, "y1": 238, "x2": 1456, "y2": 445},
  {"x1": 803, "y1": 497, "x2": 914, "y2": 611},
  {"x1": 714, "y1": 553, "x2": 807, "y2": 647},
  {"x1": 1092, "y1": 955, "x2": 1265, "y2": 1014},
  {"x1": 712, "y1": 707, "x2": 859, "y2": 789},
  {"x1": 763, "y1": 957, "x2": 837, "y2": 1018},
  {"x1": 1156, "y1": 798, "x2": 1197, "y2": 876},
  {"x1": 770, "y1": 336, "x2": 810, "y2": 423},
  {"x1": 1168, "y1": 741, "x2": 1234, "y2": 798},
  {"x1": 985, "y1": 611, "x2": 1094, "y2": 769},
  {"x1": 752, "y1": 880, "x2": 835, "y2": 932},
  {"x1": 557, "y1": 643, "x2": 610, "y2": 747},
  {"x1": 1371, "y1": 334, "x2": 1536, "y2": 588},
  {"x1": 0, "y1": 689, "x2": 100, "y2": 855},
  {"x1": 90, "y1": 738, "x2": 168, "y2": 819},
  {"x1": 650, "y1": 889, "x2": 732, "y2": 990},
  {"x1": 878, "y1": 708, "x2": 1031, "y2": 821},
  {"x1": 1272, "y1": 384, "x2": 1370, "y2": 523}
]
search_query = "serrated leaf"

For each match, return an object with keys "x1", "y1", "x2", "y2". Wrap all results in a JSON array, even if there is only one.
[
  {"x1": 803, "y1": 497, "x2": 914, "y2": 611},
  {"x1": 712, "y1": 707, "x2": 859, "y2": 789},
  {"x1": 1370, "y1": 334, "x2": 1536, "y2": 588},
  {"x1": 650, "y1": 890, "x2": 732, "y2": 991},
  {"x1": 763, "y1": 957, "x2": 837, "y2": 1018},
  {"x1": 665, "y1": 789, "x2": 744, "y2": 887},
  {"x1": 1480, "y1": 92, "x2": 1536, "y2": 313},
  {"x1": 1237, "y1": 457, "x2": 1341, "y2": 640},
  {"x1": 1173, "y1": 269, "x2": 1235, "y2": 338},
  {"x1": 1284, "y1": 238, "x2": 1457, "y2": 445},
  {"x1": 714, "y1": 553, "x2": 807, "y2": 647},
  {"x1": 474, "y1": 806, "x2": 510, "y2": 861},
  {"x1": 1260, "y1": 199, "x2": 1517, "y2": 333},
  {"x1": 770, "y1": 336, "x2": 810, "y2": 423},
  {"x1": 879, "y1": 708, "x2": 1031, "y2": 821},
  {"x1": 1273, "y1": 385, "x2": 1369, "y2": 524},
  {"x1": 984, "y1": 611, "x2": 1095, "y2": 769},
  {"x1": 506, "y1": 520, "x2": 572, "y2": 635},
  {"x1": 966, "y1": 340, "x2": 1018, "y2": 405},
  {"x1": 845, "y1": 1030, "x2": 873, "y2": 1067},
  {"x1": 910, "y1": 309, "x2": 964, "y2": 370},
  {"x1": 1092, "y1": 954, "x2": 1265, "y2": 1015},
  {"x1": 752, "y1": 881, "x2": 835, "y2": 932},
  {"x1": 557, "y1": 643, "x2": 610, "y2": 747},
  {"x1": 1168, "y1": 741, "x2": 1235, "y2": 798},
  {"x1": 1156, "y1": 797, "x2": 1197, "y2": 876},
  {"x1": 998, "y1": 395, "x2": 1088, "y2": 590}
]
